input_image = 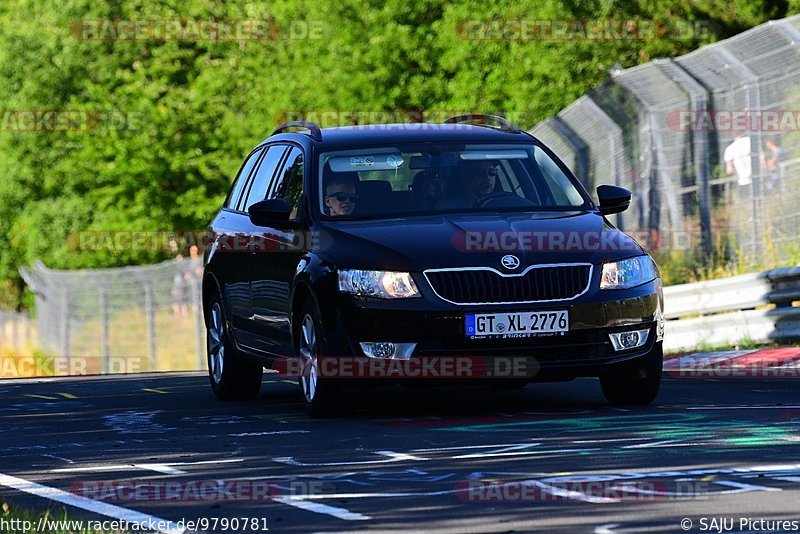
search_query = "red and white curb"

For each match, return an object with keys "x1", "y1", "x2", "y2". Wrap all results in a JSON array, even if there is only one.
[{"x1": 664, "y1": 347, "x2": 800, "y2": 377}]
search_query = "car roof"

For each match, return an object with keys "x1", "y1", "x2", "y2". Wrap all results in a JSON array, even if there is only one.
[{"x1": 262, "y1": 123, "x2": 536, "y2": 149}]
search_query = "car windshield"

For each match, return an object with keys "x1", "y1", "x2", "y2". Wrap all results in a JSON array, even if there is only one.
[{"x1": 317, "y1": 142, "x2": 590, "y2": 219}]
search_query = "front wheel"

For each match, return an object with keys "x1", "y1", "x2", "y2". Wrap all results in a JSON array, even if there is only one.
[
  {"x1": 295, "y1": 300, "x2": 350, "y2": 418},
  {"x1": 206, "y1": 295, "x2": 263, "y2": 400},
  {"x1": 600, "y1": 343, "x2": 662, "y2": 405}
]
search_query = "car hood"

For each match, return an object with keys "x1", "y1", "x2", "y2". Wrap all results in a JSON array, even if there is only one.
[{"x1": 316, "y1": 211, "x2": 645, "y2": 272}]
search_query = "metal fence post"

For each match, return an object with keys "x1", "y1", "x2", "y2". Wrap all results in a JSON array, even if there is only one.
[
  {"x1": 25, "y1": 313, "x2": 32, "y2": 351},
  {"x1": 692, "y1": 90, "x2": 713, "y2": 263},
  {"x1": 656, "y1": 58, "x2": 714, "y2": 263},
  {"x1": 60, "y1": 288, "x2": 70, "y2": 358},
  {"x1": 11, "y1": 314, "x2": 19, "y2": 353},
  {"x1": 144, "y1": 282, "x2": 157, "y2": 371},
  {"x1": 192, "y1": 277, "x2": 204, "y2": 370},
  {"x1": 100, "y1": 287, "x2": 110, "y2": 373}
]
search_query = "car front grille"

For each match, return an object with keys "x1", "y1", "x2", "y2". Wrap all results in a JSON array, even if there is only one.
[{"x1": 424, "y1": 264, "x2": 592, "y2": 304}]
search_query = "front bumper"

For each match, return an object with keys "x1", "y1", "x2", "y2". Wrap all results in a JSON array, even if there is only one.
[{"x1": 324, "y1": 279, "x2": 662, "y2": 381}]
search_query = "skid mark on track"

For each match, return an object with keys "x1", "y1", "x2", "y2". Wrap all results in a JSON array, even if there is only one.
[{"x1": 103, "y1": 411, "x2": 176, "y2": 434}]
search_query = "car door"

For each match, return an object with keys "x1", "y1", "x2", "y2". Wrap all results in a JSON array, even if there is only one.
[
  {"x1": 235, "y1": 143, "x2": 291, "y2": 352},
  {"x1": 248, "y1": 145, "x2": 307, "y2": 357},
  {"x1": 211, "y1": 146, "x2": 265, "y2": 343}
]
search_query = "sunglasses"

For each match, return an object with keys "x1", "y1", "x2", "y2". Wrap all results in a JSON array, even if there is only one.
[{"x1": 327, "y1": 192, "x2": 359, "y2": 203}]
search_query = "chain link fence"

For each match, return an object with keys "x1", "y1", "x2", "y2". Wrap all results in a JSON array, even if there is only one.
[
  {"x1": 16, "y1": 258, "x2": 205, "y2": 374},
  {"x1": 532, "y1": 15, "x2": 800, "y2": 265},
  {"x1": 0, "y1": 309, "x2": 36, "y2": 355}
]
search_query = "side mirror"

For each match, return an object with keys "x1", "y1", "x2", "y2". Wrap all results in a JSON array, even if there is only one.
[
  {"x1": 248, "y1": 198, "x2": 292, "y2": 226},
  {"x1": 596, "y1": 185, "x2": 631, "y2": 216}
]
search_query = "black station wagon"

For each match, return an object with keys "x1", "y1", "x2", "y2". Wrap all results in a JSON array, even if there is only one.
[{"x1": 202, "y1": 115, "x2": 665, "y2": 417}]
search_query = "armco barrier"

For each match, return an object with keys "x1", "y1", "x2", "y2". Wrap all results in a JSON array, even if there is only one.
[{"x1": 663, "y1": 267, "x2": 800, "y2": 352}]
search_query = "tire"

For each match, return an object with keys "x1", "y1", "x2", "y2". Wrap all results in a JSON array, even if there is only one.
[
  {"x1": 600, "y1": 342, "x2": 663, "y2": 405},
  {"x1": 206, "y1": 293, "x2": 263, "y2": 400},
  {"x1": 294, "y1": 300, "x2": 350, "y2": 418}
]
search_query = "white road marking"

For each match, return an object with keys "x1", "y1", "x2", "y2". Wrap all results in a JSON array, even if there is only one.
[
  {"x1": 135, "y1": 464, "x2": 188, "y2": 475},
  {"x1": 531, "y1": 480, "x2": 619, "y2": 503},
  {"x1": 452, "y1": 447, "x2": 600, "y2": 459},
  {"x1": 0, "y1": 472, "x2": 184, "y2": 534},
  {"x1": 594, "y1": 523, "x2": 620, "y2": 534},
  {"x1": 713, "y1": 480, "x2": 782, "y2": 492},
  {"x1": 284, "y1": 489, "x2": 457, "y2": 499},
  {"x1": 622, "y1": 439, "x2": 686, "y2": 449},
  {"x1": 272, "y1": 496, "x2": 370, "y2": 521},
  {"x1": 51, "y1": 458, "x2": 243, "y2": 475},
  {"x1": 284, "y1": 479, "x2": 617, "y2": 503},
  {"x1": 42, "y1": 454, "x2": 74, "y2": 464},
  {"x1": 273, "y1": 451, "x2": 427, "y2": 467},
  {"x1": 571, "y1": 437, "x2": 652, "y2": 444},
  {"x1": 231, "y1": 430, "x2": 310, "y2": 437},
  {"x1": 411, "y1": 442, "x2": 540, "y2": 452},
  {"x1": 610, "y1": 479, "x2": 779, "y2": 497},
  {"x1": 450, "y1": 443, "x2": 541, "y2": 459}
]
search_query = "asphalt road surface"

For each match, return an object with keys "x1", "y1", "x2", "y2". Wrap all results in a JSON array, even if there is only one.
[{"x1": 1, "y1": 366, "x2": 799, "y2": 533}]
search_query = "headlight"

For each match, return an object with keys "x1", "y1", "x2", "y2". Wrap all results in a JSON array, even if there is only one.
[
  {"x1": 338, "y1": 269, "x2": 421, "y2": 298},
  {"x1": 600, "y1": 255, "x2": 657, "y2": 290}
]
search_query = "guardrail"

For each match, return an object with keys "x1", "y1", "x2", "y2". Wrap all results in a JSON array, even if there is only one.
[{"x1": 663, "y1": 267, "x2": 800, "y2": 352}]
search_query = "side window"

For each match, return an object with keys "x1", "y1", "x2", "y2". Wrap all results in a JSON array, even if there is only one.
[
  {"x1": 224, "y1": 147, "x2": 263, "y2": 209},
  {"x1": 534, "y1": 147, "x2": 585, "y2": 206},
  {"x1": 242, "y1": 145, "x2": 288, "y2": 211},
  {"x1": 270, "y1": 148, "x2": 304, "y2": 219}
]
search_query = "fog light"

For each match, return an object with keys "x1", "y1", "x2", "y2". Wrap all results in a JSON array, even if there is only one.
[
  {"x1": 359, "y1": 342, "x2": 417, "y2": 360},
  {"x1": 609, "y1": 329, "x2": 649, "y2": 351}
]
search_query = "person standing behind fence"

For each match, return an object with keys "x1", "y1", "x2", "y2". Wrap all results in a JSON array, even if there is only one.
[
  {"x1": 724, "y1": 135, "x2": 752, "y2": 187},
  {"x1": 188, "y1": 245, "x2": 203, "y2": 314},
  {"x1": 761, "y1": 136, "x2": 788, "y2": 193},
  {"x1": 724, "y1": 135, "x2": 754, "y2": 211}
]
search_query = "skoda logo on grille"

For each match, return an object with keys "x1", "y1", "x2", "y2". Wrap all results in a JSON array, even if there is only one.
[{"x1": 501, "y1": 255, "x2": 521, "y2": 270}]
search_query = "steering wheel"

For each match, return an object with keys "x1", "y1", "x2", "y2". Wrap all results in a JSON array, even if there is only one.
[{"x1": 472, "y1": 191, "x2": 531, "y2": 209}]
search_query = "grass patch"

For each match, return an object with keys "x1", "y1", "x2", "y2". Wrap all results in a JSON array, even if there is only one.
[
  {"x1": 653, "y1": 229, "x2": 800, "y2": 286},
  {"x1": 0, "y1": 501, "x2": 126, "y2": 533},
  {"x1": 1, "y1": 306, "x2": 205, "y2": 378}
]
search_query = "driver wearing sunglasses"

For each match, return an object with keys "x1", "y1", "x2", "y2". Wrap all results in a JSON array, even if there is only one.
[
  {"x1": 437, "y1": 160, "x2": 499, "y2": 209},
  {"x1": 324, "y1": 175, "x2": 359, "y2": 216}
]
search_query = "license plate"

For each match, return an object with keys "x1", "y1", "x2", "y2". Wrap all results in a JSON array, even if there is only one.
[{"x1": 465, "y1": 310, "x2": 569, "y2": 339}]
